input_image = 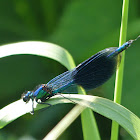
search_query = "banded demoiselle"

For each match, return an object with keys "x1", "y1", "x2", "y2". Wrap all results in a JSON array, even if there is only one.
[{"x1": 22, "y1": 36, "x2": 140, "y2": 113}]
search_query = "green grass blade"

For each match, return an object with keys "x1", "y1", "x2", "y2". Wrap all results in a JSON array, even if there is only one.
[
  {"x1": 111, "y1": 0, "x2": 129, "y2": 139},
  {"x1": 0, "y1": 94, "x2": 140, "y2": 140},
  {"x1": 79, "y1": 87, "x2": 100, "y2": 140},
  {"x1": 42, "y1": 95, "x2": 140, "y2": 140},
  {"x1": 44, "y1": 105, "x2": 86, "y2": 140},
  {"x1": 0, "y1": 41, "x2": 100, "y2": 139},
  {"x1": 81, "y1": 108, "x2": 100, "y2": 140},
  {"x1": 0, "y1": 41, "x2": 75, "y2": 69}
]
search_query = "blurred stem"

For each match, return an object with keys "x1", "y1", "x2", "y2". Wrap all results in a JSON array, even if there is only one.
[
  {"x1": 111, "y1": 0, "x2": 129, "y2": 140},
  {"x1": 79, "y1": 87, "x2": 100, "y2": 140}
]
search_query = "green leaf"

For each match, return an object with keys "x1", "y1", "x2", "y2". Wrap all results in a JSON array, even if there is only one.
[
  {"x1": 81, "y1": 108, "x2": 100, "y2": 140},
  {"x1": 0, "y1": 94, "x2": 140, "y2": 140},
  {"x1": 0, "y1": 41, "x2": 100, "y2": 139},
  {"x1": 0, "y1": 41, "x2": 75, "y2": 70},
  {"x1": 111, "y1": 0, "x2": 129, "y2": 139}
]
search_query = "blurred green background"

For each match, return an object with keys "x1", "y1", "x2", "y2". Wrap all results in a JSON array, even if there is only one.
[{"x1": 0, "y1": 0, "x2": 140, "y2": 139}]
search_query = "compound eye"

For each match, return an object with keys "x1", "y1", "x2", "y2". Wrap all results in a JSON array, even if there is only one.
[
  {"x1": 22, "y1": 91, "x2": 32, "y2": 103},
  {"x1": 23, "y1": 96, "x2": 30, "y2": 103}
]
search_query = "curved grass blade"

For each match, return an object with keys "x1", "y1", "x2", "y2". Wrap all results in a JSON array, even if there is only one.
[
  {"x1": 0, "y1": 41, "x2": 75, "y2": 70},
  {"x1": 41, "y1": 95, "x2": 140, "y2": 140},
  {"x1": 0, "y1": 41, "x2": 100, "y2": 139},
  {"x1": 0, "y1": 94, "x2": 140, "y2": 140}
]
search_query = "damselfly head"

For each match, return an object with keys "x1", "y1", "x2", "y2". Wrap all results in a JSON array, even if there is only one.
[{"x1": 22, "y1": 91, "x2": 32, "y2": 103}]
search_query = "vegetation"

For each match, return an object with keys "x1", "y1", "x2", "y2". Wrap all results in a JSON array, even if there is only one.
[{"x1": 0, "y1": 0, "x2": 140, "y2": 139}]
